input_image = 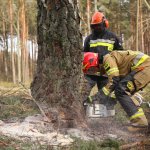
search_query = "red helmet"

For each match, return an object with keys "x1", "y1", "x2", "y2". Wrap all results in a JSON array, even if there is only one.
[
  {"x1": 82, "y1": 52, "x2": 99, "y2": 73},
  {"x1": 91, "y1": 12, "x2": 109, "y2": 28}
]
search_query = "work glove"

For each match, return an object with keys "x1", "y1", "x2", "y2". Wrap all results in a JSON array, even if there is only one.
[
  {"x1": 86, "y1": 91, "x2": 105, "y2": 104},
  {"x1": 83, "y1": 90, "x2": 107, "y2": 107},
  {"x1": 83, "y1": 89, "x2": 113, "y2": 106}
]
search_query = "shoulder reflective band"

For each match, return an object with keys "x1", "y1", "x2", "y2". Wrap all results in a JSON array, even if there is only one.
[
  {"x1": 90, "y1": 39, "x2": 115, "y2": 51},
  {"x1": 106, "y1": 67, "x2": 119, "y2": 75},
  {"x1": 131, "y1": 53, "x2": 149, "y2": 70},
  {"x1": 130, "y1": 108, "x2": 144, "y2": 120},
  {"x1": 102, "y1": 87, "x2": 110, "y2": 95}
]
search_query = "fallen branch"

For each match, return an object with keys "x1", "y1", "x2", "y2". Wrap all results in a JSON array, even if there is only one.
[
  {"x1": 19, "y1": 82, "x2": 51, "y2": 123},
  {"x1": 144, "y1": 0, "x2": 150, "y2": 10},
  {"x1": 120, "y1": 141, "x2": 143, "y2": 150},
  {"x1": 120, "y1": 139, "x2": 150, "y2": 150},
  {"x1": 0, "y1": 87, "x2": 23, "y2": 97}
]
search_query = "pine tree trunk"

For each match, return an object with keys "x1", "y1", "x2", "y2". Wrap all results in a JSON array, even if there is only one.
[
  {"x1": 136, "y1": 0, "x2": 139, "y2": 51},
  {"x1": 31, "y1": 0, "x2": 86, "y2": 128},
  {"x1": 87, "y1": 0, "x2": 91, "y2": 34},
  {"x1": 139, "y1": 0, "x2": 144, "y2": 52},
  {"x1": 94, "y1": 0, "x2": 97, "y2": 12},
  {"x1": 17, "y1": 10, "x2": 21, "y2": 82},
  {"x1": 25, "y1": 23, "x2": 29, "y2": 83},
  {"x1": 130, "y1": 0, "x2": 136, "y2": 50},
  {"x1": 19, "y1": 0, "x2": 27, "y2": 83},
  {"x1": 9, "y1": 0, "x2": 16, "y2": 84},
  {"x1": 2, "y1": 12, "x2": 8, "y2": 81}
]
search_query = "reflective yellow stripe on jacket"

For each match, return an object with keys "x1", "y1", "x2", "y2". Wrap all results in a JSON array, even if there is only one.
[
  {"x1": 102, "y1": 87, "x2": 110, "y2": 95},
  {"x1": 106, "y1": 67, "x2": 119, "y2": 75},
  {"x1": 131, "y1": 52, "x2": 149, "y2": 70},
  {"x1": 90, "y1": 39, "x2": 114, "y2": 51},
  {"x1": 130, "y1": 108, "x2": 144, "y2": 120}
]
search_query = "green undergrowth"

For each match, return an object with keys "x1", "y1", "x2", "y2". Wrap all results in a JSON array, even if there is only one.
[
  {"x1": 72, "y1": 138, "x2": 122, "y2": 150},
  {"x1": 0, "y1": 95, "x2": 39, "y2": 121},
  {"x1": 0, "y1": 135, "x2": 123, "y2": 150},
  {"x1": 0, "y1": 135, "x2": 49, "y2": 150}
]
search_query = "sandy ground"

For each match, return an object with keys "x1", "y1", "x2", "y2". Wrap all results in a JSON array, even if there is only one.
[{"x1": 0, "y1": 114, "x2": 148, "y2": 147}]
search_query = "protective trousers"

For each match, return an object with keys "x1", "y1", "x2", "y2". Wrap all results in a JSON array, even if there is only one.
[
  {"x1": 85, "y1": 74, "x2": 108, "y2": 96},
  {"x1": 115, "y1": 59, "x2": 150, "y2": 118},
  {"x1": 85, "y1": 75, "x2": 117, "y2": 109}
]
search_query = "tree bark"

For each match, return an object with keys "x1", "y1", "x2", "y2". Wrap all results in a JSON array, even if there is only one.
[{"x1": 31, "y1": 0, "x2": 86, "y2": 128}]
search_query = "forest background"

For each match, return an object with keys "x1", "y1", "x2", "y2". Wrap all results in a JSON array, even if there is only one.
[
  {"x1": 0, "y1": 0, "x2": 150, "y2": 85},
  {"x1": 0, "y1": 0, "x2": 150, "y2": 149}
]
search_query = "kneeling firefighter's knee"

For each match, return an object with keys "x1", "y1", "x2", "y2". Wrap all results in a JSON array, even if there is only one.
[
  {"x1": 115, "y1": 80, "x2": 136, "y2": 96},
  {"x1": 114, "y1": 83, "x2": 126, "y2": 97},
  {"x1": 126, "y1": 81, "x2": 136, "y2": 94}
]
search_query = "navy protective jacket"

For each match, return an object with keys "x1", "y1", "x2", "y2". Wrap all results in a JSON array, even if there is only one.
[{"x1": 83, "y1": 29, "x2": 123, "y2": 56}]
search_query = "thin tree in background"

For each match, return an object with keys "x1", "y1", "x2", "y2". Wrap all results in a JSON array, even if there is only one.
[
  {"x1": 94, "y1": 0, "x2": 97, "y2": 11},
  {"x1": 139, "y1": 0, "x2": 144, "y2": 52},
  {"x1": 87, "y1": 0, "x2": 91, "y2": 34},
  {"x1": 2, "y1": 11, "x2": 8, "y2": 81},
  {"x1": 136, "y1": 0, "x2": 139, "y2": 51},
  {"x1": 25, "y1": 22, "x2": 29, "y2": 82},
  {"x1": 17, "y1": 8, "x2": 21, "y2": 82},
  {"x1": 19, "y1": 0, "x2": 28, "y2": 83},
  {"x1": 9, "y1": 0, "x2": 16, "y2": 83}
]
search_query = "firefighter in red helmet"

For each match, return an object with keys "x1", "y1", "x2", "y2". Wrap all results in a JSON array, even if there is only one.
[
  {"x1": 83, "y1": 11, "x2": 123, "y2": 114},
  {"x1": 83, "y1": 51, "x2": 150, "y2": 131}
]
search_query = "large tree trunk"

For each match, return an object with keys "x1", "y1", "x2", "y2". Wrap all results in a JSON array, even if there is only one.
[{"x1": 31, "y1": 0, "x2": 85, "y2": 128}]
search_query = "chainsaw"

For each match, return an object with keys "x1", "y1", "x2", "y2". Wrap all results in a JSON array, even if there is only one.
[{"x1": 83, "y1": 100, "x2": 115, "y2": 118}]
